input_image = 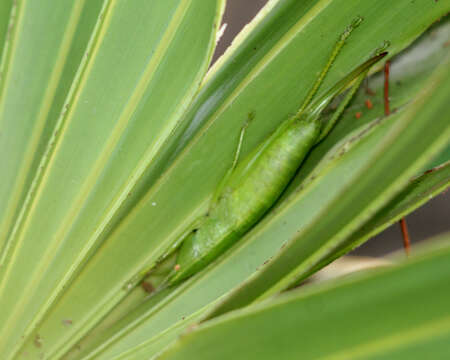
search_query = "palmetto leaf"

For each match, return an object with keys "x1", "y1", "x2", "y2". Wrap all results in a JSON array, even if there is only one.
[
  {"x1": 159, "y1": 234, "x2": 450, "y2": 360},
  {"x1": 0, "y1": 1, "x2": 224, "y2": 358},
  {"x1": 0, "y1": 0, "x2": 448, "y2": 359}
]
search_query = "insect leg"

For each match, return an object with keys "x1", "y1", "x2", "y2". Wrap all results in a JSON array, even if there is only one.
[
  {"x1": 301, "y1": 51, "x2": 387, "y2": 127},
  {"x1": 296, "y1": 17, "x2": 363, "y2": 116},
  {"x1": 231, "y1": 114, "x2": 252, "y2": 171},
  {"x1": 158, "y1": 224, "x2": 199, "y2": 262},
  {"x1": 316, "y1": 42, "x2": 391, "y2": 142},
  {"x1": 316, "y1": 69, "x2": 367, "y2": 143},
  {"x1": 210, "y1": 114, "x2": 253, "y2": 206}
]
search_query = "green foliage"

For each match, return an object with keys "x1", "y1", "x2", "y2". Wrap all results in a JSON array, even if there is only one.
[
  {"x1": 0, "y1": 0, "x2": 448, "y2": 359},
  {"x1": 160, "y1": 234, "x2": 450, "y2": 360}
]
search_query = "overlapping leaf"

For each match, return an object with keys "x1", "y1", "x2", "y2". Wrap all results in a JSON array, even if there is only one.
[
  {"x1": 107, "y1": 49, "x2": 449, "y2": 360},
  {"x1": 0, "y1": 0, "x2": 13, "y2": 56},
  {"x1": 42, "y1": 2, "x2": 449, "y2": 359},
  {"x1": 0, "y1": 0, "x2": 224, "y2": 359},
  {"x1": 0, "y1": 0, "x2": 448, "y2": 359},
  {"x1": 159, "y1": 235, "x2": 450, "y2": 360}
]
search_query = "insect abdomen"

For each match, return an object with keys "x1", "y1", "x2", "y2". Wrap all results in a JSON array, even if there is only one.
[
  {"x1": 228, "y1": 118, "x2": 320, "y2": 229},
  {"x1": 170, "y1": 118, "x2": 320, "y2": 284}
]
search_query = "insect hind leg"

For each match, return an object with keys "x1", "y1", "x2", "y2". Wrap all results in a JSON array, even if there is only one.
[{"x1": 296, "y1": 17, "x2": 363, "y2": 117}]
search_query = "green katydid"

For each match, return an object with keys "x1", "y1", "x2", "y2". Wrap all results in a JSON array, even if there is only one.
[{"x1": 151, "y1": 17, "x2": 388, "y2": 288}]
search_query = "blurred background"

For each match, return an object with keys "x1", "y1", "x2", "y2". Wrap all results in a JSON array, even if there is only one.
[{"x1": 212, "y1": 0, "x2": 449, "y2": 257}]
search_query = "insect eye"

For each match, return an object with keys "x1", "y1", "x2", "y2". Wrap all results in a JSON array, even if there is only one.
[{"x1": 193, "y1": 229, "x2": 198, "y2": 233}]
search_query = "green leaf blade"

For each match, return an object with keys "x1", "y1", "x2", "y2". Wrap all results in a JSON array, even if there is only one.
[
  {"x1": 2, "y1": 1, "x2": 448, "y2": 359},
  {"x1": 61, "y1": 2, "x2": 449, "y2": 359},
  {"x1": 0, "y1": 0, "x2": 100, "y2": 258},
  {"x1": 208, "y1": 53, "x2": 450, "y2": 317},
  {"x1": 159, "y1": 235, "x2": 450, "y2": 360},
  {"x1": 8, "y1": 1, "x2": 224, "y2": 359},
  {"x1": 0, "y1": 0, "x2": 13, "y2": 57}
]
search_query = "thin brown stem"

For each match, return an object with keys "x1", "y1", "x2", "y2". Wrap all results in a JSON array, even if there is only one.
[
  {"x1": 384, "y1": 60, "x2": 411, "y2": 256},
  {"x1": 399, "y1": 218, "x2": 411, "y2": 256}
]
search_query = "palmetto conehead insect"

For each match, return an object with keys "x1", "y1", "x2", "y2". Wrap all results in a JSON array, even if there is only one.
[{"x1": 153, "y1": 17, "x2": 388, "y2": 287}]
